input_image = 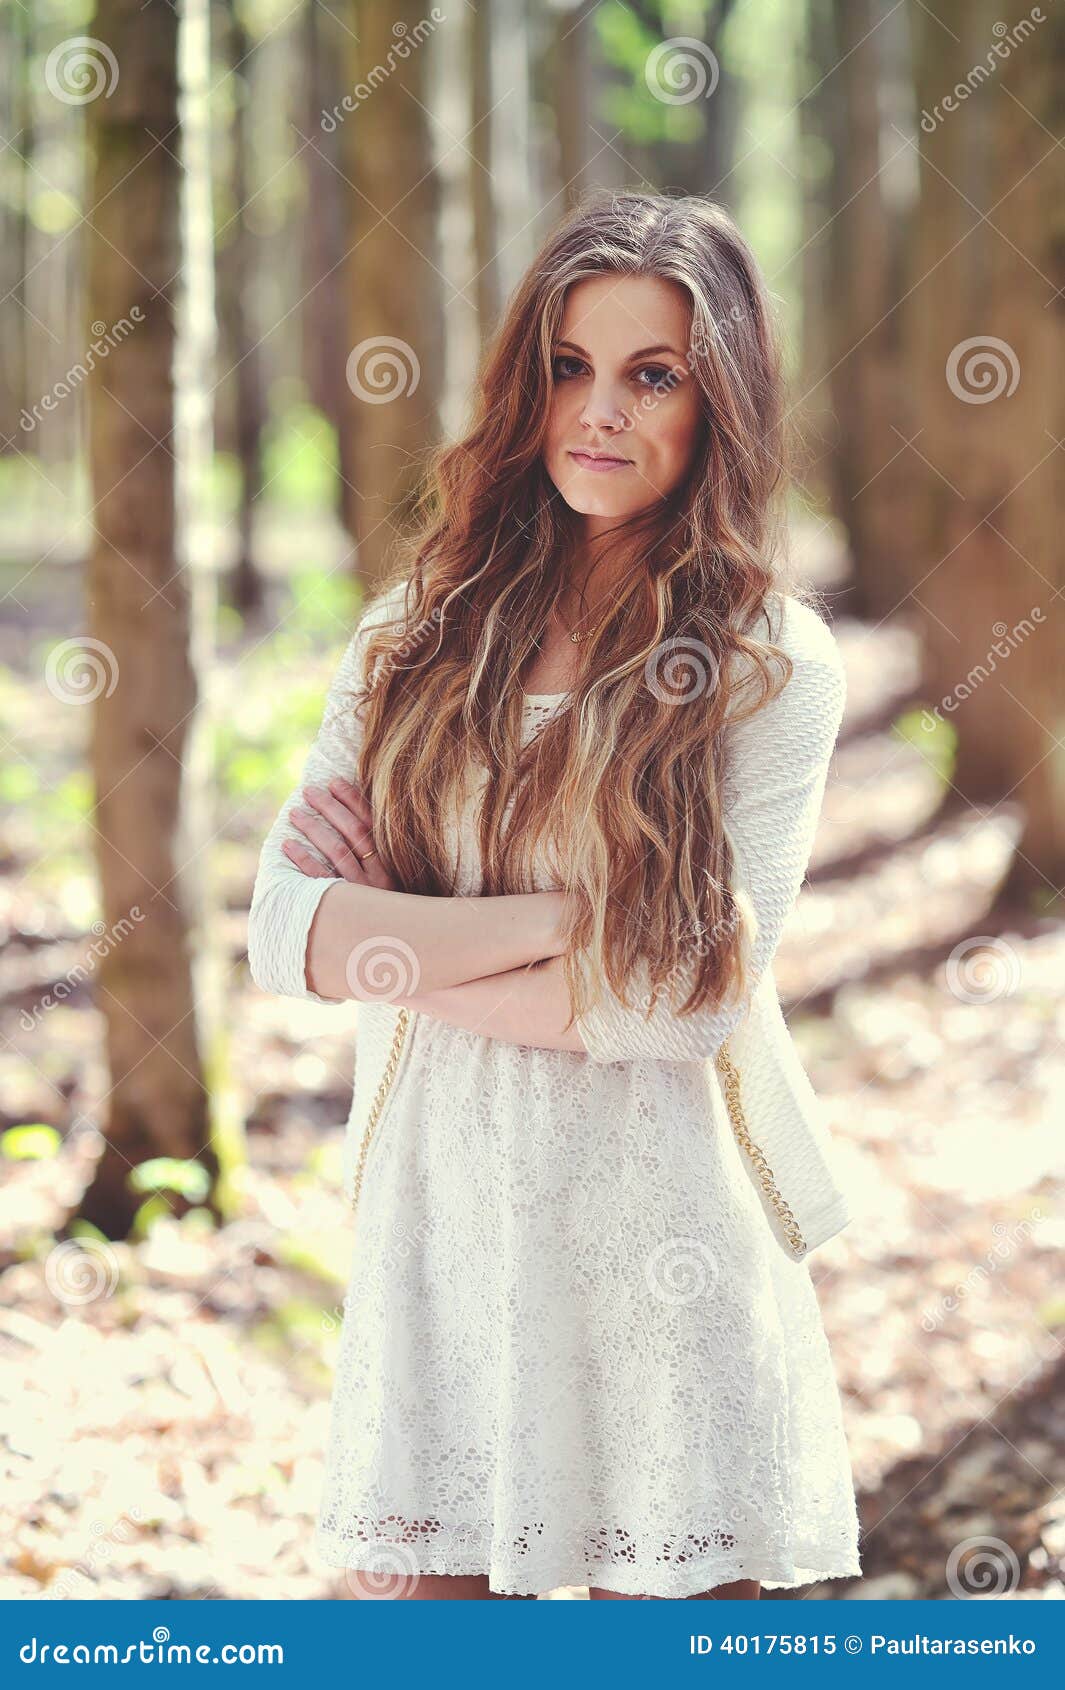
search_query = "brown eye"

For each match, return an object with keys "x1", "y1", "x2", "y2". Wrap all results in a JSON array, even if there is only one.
[
  {"x1": 552, "y1": 355, "x2": 584, "y2": 381},
  {"x1": 635, "y1": 364, "x2": 677, "y2": 390}
]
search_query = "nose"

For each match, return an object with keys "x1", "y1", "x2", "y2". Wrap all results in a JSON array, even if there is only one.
[{"x1": 579, "y1": 378, "x2": 629, "y2": 434}]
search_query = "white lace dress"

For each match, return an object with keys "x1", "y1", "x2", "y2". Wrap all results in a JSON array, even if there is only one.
[{"x1": 247, "y1": 595, "x2": 863, "y2": 1599}]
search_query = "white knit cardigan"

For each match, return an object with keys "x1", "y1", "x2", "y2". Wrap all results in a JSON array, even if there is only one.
[{"x1": 247, "y1": 582, "x2": 852, "y2": 1260}]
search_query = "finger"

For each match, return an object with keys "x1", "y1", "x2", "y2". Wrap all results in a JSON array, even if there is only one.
[
  {"x1": 281, "y1": 839, "x2": 334, "y2": 878},
  {"x1": 289, "y1": 806, "x2": 366, "y2": 879},
  {"x1": 359, "y1": 855, "x2": 397, "y2": 892},
  {"x1": 301, "y1": 785, "x2": 375, "y2": 863},
  {"x1": 326, "y1": 776, "x2": 373, "y2": 825}
]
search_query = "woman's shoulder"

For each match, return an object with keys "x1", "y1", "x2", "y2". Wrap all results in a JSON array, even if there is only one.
[
  {"x1": 760, "y1": 588, "x2": 844, "y2": 676},
  {"x1": 339, "y1": 575, "x2": 418, "y2": 688},
  {"x1": 722, "y1": 590, "x2": 846, "y2": 739},
  {"x1": 356, "y1": 574, "x2": 415, "y2": 639}
]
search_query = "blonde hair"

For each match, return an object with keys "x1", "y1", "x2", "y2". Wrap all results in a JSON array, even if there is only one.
[{"x1": 352, "y1": 190, "x2": 817, "y2": 1027}]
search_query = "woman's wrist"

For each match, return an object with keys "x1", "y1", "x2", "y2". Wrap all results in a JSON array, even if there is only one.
[{"x1": 535, "y1": 890, "x2": 574, "y2": 958}]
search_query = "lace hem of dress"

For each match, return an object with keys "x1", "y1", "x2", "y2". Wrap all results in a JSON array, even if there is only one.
[{"x1": 314, "y1": 1512, "x2": 862, "y2": 1598}]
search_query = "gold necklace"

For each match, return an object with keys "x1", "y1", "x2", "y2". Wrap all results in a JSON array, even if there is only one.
[{"x1": 556, "y1": 595, "x2": 614, "y2": 644}]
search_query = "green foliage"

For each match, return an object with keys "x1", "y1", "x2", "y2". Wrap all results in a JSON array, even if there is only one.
[
  {"x1": 260, "y1": 403, "x2": 339, "y2": 510},
  {"x1": 284, "y1": 564, "x2": 362, "y2": 645},
  {"x1": 895, "y1": 706, "x2": 957, "y2": 785},
  {"x1": 67, "y1": 1218, "x2": 112, "y2": 1245},
  {"x1": 1038, "y1": 1294, "x2": 1065, "y2": 1330},
  {"x1": 0, "y1": 760, "x2": 38, "y2": 805},
  {"x1": 2, "y1": 1123, "x2": 61, "y2": 1161},
  {"x1": 596, "y1": 4, "x2": 705, "y2": 144},
  {"x1": 207, "y1": 451, "x2": 242, "y2": 519},
  {"x1": 216, "y1": 567, "x2": 362, "y2": 805},
  {"x1": 129, "y1": 1157, "x2": 213, "y2": 1202},
  {"x1": 276, "y1": 1226, "x2": 350, "y2": 1288},
  {"x1": 130, "y1": 1194, "x2": 173, "y2": 1239},
  {"x1": 305, "y1": 1140, "x2": 343, "y2": 1187},
  {"x1": 202, "y1": 1017, "x2": 245, "y2": 1225}
]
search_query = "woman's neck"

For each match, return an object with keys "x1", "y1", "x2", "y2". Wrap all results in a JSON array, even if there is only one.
[{"x1": 561, "y1": 529, "x2": 636, "y2": 615}]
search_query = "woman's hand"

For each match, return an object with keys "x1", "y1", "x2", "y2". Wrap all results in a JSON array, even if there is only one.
[{"x1": 283, "y1": 775, "x2": 400, "y2": 892}]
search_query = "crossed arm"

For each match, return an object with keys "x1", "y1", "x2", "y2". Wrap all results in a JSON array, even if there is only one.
[
  {"x1": 246, "y1": 589, "x2": 846, "y2": 1063},
  {"x1": 279, "y1": 779, "x2": 589, "y2": 1049},
  {"x1": 244, "y1": 586, "x2": 591, "y2": 1049},
  {"x1": 397, "y1": 951, "x2": 583, "y2": 1049}
]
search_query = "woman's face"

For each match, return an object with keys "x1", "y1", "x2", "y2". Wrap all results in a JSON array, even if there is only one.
[{"x1": 542, "y1": 273, "x2": 706, "y2": 535}]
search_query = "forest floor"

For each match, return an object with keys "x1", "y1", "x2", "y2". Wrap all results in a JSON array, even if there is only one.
[{"x1": 1, "y1": 551, "x2": 1063, "y2": 1600}]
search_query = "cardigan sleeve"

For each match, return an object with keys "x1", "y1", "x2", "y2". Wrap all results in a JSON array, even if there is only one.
[
  {"x1": 245, "y1": 586, "x2": 405, "y2": 1004},
  {"x1": 572, "y1": 613, "x2": 846, "y2": 1063}
]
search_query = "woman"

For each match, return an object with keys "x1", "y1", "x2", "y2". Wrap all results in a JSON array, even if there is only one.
[{"x1": 247, "y1": 191, "x2": 862, "y2": 1600}]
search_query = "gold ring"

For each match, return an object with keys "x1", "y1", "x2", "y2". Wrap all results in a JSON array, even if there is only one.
[{"x1": 360, "y1": 848, "x2": 378, "y2": 862}]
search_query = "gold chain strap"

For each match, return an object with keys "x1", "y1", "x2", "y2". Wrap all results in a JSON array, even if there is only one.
[
  {"x1": 351, "y1": 1007, "x2": 411, "y2": 1214},
  {"x1": 715, "y1": 1039, "x2": 807, "y2": 1258}
]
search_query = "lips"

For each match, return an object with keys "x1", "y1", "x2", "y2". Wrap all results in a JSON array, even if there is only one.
[{"x1": 568, "y1": 449, "x2": 632, "y2": 470}]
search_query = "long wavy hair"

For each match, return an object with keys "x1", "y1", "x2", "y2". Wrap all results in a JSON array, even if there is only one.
[{"x1": 350, "y1": 190, "x2": 817, "y2": 1029}]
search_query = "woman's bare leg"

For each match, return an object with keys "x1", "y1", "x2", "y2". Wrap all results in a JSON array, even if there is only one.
[
  {"x1": 347, "y1": 1571, "x2": 536, "y2": 1600},
  {"x1": 589, "y1": 1577, "x2": 760, "y2": 1600}
]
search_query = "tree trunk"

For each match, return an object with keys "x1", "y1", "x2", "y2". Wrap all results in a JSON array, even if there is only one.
[
  {"x1": 0, "y1": 0, "x2": 31, "y2": 450},
  {"x1": 553, "y1": 0, "x2": 599, "y2": 208},
  {"x1": 81, "y1": 0, "x2": 216, "y2": 1237},
  {"x1": 216, "y1": 0, "x2": 265, "y2": 616},
  {"x1": 340, "y1": 0, "x2": 446, "y2": 587},
  {"x1": 905, "y1": 0, "x2": 1064, "y2": 903},
  {"x1": 657, "y1": 1, "x2": 741, "y2": 202},
  {"x1": 794, "y1": 0, "x2": 838, "y2": 519},
  {"x1": 302, "y1": 0, "x2": 358, "y2": 541},
  {"x1": 824, "y1": 0, "x2": 912, "y2": 620},
  {"x1": 468, "y1": 0, "x2": 502, "y2": 339}
]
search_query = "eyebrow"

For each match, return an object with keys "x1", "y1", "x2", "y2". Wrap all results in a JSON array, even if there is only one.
[{"x1": 555, "y1": 339, "x2": 683, "y2": 362}]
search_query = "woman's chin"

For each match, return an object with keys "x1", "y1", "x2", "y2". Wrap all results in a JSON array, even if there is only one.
[{"x1": 549, "y1": 478, "x2": 647, "y2": 520}]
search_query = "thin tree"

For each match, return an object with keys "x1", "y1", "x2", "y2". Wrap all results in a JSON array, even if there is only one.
[
  {"x1": 301, "y1": 0, "x2": 358, "y2": 541},
  {"x1": 81, "y1": 0, "x2": 217, "y2": 1235},
  {"x1": 218, "y1": 0, "x2": 265, "y2": 616},
  {"x1": 821, "y1": 0, "x2": 911, "y2": 620},
  {"x1": 340, "y1": 0, "x2": 446, "y2": 587},
  {"x1": 467, "y1": 0, "x2": 502, "y2": 339}
]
